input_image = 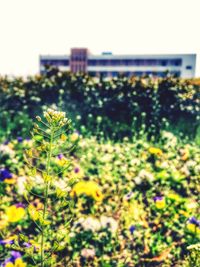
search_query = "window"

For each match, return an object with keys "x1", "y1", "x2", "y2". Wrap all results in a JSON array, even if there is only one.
[
  {"x1": 169, "y1": 59, "x2": 182, "y2": 66},
  {"x1": 186, "y1": 65, "x2": 192, "y2": 70},
  {"x1": 111, "y1": 72, "x2": 118, "y2": 77},
  {"x1": 41, "y1": 59, "x2": 69, "y2": 66}
]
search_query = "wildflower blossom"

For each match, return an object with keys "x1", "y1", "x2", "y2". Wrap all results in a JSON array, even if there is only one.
[
  {"x1": 0, "y1": 235, "x2": 17, "y2": 245},
  {"x1": 75, "y1": 216, "x2": 101, "y2": 232},
  {"x1": 6, "y1": 205, "x2": 25, "y2": 223},
  {"x1": 154, "y1": 196, "x2": 166, "y2": 209},
  {"x1": 181, "y1": 149, "x2": 189, "y2": 161},
  {"x1": 55, "y1": 154, "x2": 69, "y2": 167},
  {"x1": 138, "y1": 169, "x2": 155, "y2": 183},
  {"x1": 0, "y1": 144, "x2": 15, "y2": 157},
  {"x1": 57, "y1": 153, "x2": 64, "y2": 160},
  {"x1": 70, "y1": 131, "x2": 79, "y2": 142},
  {"x1": 81, "y1": 248, "x2": 95, "y2": 259},
  {"x1": 17, "y1": 137, "x2": 23, "y2": 143},
  {"x1": 149, "y1": 147, "x2": 163, "y2": 156},
  {"x1": 72, "y1": 165, "x2": 84, "y2": 178},
  {"x1": 0, "y1": 169, "x2": 13, "y2": 182},
  {"x1": 17, "y1": 176, "x2": 26, "y2": 195},
  {"x1": 28, "y1": 204, "x2": 39, "y2": 221},
  {"x1": 186, "y1": 217, "x2": 200, "y2": 234},
  {"x1": 74, "y1": 167, "x2": 80, "y2": 173},
  {"x1": 2, "y1": 251, "x2": 26, "y2": 267},
  {"x1": 167, "y1": 193, "x2": 182, "y2": 202},
  {"x1": 129, "y1": 225, "x2": 136, "y2": 234},
  {"x1": 71, "y1": 181, "x2": 103, "y2": 201},
  {"x1": 100, "y1": 216, "x2": 118, "y2": 233},
  {"x1": 43, "y1": 108, "x2": 68, "y2": 126}
]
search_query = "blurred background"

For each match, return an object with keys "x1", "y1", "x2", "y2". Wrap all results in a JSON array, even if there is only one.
[{"x1": 0, "y1": 0, "x2": 200, "y2": 76}]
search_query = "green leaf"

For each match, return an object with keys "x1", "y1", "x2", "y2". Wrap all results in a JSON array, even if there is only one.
[
  {"x1": 33, "y1": 135, "x2": 44, "y2": 141},
  {"x1": 19, "y1": 233, "x2": 29, "y2": 243}
]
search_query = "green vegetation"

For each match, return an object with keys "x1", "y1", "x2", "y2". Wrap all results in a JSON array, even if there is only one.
[{"x1": 0, "y1": 71, "x2": 199, "y2": 266}]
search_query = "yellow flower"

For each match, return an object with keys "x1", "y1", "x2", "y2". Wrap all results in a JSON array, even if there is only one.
[
  {"x1": 179, "y1": 210, "x2": 189, "y2": 217},
  {"x1": 149, "y1": 147, "x2": 163, "y2": 156},
  {"x1": 168, "y1": 193, "x2": 181, "y2": 202},
  {"x1": 29, "y1": 239, "x2": 40, "y2": 251},
  {"x1": 187, "y1": 223, "x2": 200, "y2": 235},
  {"x1": 60, "y1": 133, "x2": 67, "y2": 141},
  {"x1": 55, "y1": 157, "x2": 69, "y2": 167},
  {"x1": 4, "y1": 178, "x2": 15, "y2": 184},
  {"x1": 156, "y1": 200, "x2": 165, "y2": 209},
  {"x1": 5, "y1": 258, "x2": 27, "y2": 267},
  {"x1": 15, "y1": 258, "x2": 27, "y2": 267},
  {"x1": 71, "y1": 181, "x2": 103, "y2": 202},
  {"x1": 8, "y1": 143, "x2": 14, "y2": 149},
  {"x1": 92, "y1": 188, "x2": 104, "y2": 202},
  {"x1": 6, "y1": 205, "x2": 25, "y2": 223},
  {"x1": 154, "y1": 197, "x2": 166, "y2": 209},
  {"x1": 70, "y1": 132, "x2": 79, "y2": 142},
  {"x1": 28, "y1": 204, "x2": 39, "y2": 221},
  {"x1": 181, "y1": 149, "x2": 189, "y2": 161}
]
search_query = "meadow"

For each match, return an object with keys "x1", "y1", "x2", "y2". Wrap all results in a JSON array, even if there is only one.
[{"x1": 0, "y1": 68, "x2": 200, "y2": 266}]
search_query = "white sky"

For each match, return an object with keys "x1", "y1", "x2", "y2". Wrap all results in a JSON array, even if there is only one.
[{"x1": 0, "y1": 0, "x2": 200, "y2": 76}]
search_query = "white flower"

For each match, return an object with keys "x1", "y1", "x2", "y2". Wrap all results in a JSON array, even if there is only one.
[
  {"x1": 186, "y1": 160, "x2": 196, "y2": 168},
  {"x1": 69, "y1": 232, "x2": 75, "y2": 238},
  {"x1": 0, "y1": 145, "x2": 15, "y2": 158},
  {"x1": 180, "y1": 166, "x2": 190, "y2": 176},
  {"x1": 138, "y1": 170, "x2": 155, "y2": 182},
  {"x1": 159, "y1": 161, "x2": 169, "y2": 169},
  {"x1": 17, "y1": 176, "x2": 27, "y2": 195},
  {"x1": 162, "y1": 131, "x2": 177, "y2": 144},
  {"x1": 100, "y1": 216, "x2": 118, "y2": 233},
  {"x1": 134, "y1": 176, "x2": 142, "y2": 185},
  {"x1": 81, "y1": 248, "x2": 95, "y2": 258},
  {"x1": 76, "y1": 217, "x2": 101, "y2": 232},
  {"x1": 130, "y1": 159, "x2": 140, "y2": 166}
]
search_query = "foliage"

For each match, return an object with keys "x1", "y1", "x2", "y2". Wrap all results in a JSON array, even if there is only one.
[
  {"x1": 0, "y1": 118, "x2": 199, "y2": 266},
  {"x1": 0, "y1": 69, "x2": 199, "y2": 140},
  {"x1": 0, "y1": 70, "x2": 199, "y2": 266}
]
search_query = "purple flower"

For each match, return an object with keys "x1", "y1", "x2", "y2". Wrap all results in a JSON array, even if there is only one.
[
  {"x1": 10, "y1": 251, "x2": 21, "y2": 259},
  {"x1": 57, "y1": 154, "x2": 64, "y2": 160},
  {"x1": 0, "y1": 239, "x2": 14, "y2": 245},
  {"x1": 23, "y1": 242, "x2": 32, "y2": 248},
  {"x1": 3, "y1": 140, "x2": 9, "y2": 145},
  {"x1": 17, "y1": 137, "x2": 23, "y2": 143},
  {"x1": 2, "y1": 251, "x2": 21, "y2": 266},
  {"x1": 74, "y1": 167, "x2": 80, "y2": 173},
  {"x1": 153, "y1": 196, "x2": 163, "y2": 202},
  {"x1": 2, "y1": 257, "x2": 13, "y2": 266},
  {"x1": 188, "y1": 217, "x2": 200, "y2": 227},
  {"x1": 15, "y1": 203, "x2": 25, "y2": 208},
  {"x1": 0, "y1": 169, "x2": 13, "y2": 181},
  {"x1": 129, "y1": 225, "x2": 136, "y2": 234}
]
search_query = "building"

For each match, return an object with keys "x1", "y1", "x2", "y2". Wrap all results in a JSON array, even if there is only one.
[{"x1": 40, "y1": 48, "x2": 196, "y2": 78}]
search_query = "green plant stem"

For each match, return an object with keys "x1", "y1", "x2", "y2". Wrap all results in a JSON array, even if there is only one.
[{"x1": 41, "y1": 128, "x2": 54, "y2": 267}]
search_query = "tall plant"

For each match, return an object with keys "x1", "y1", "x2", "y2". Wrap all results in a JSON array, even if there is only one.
[{"x1": 9, "y1": 109, "x2": 77, "y2": 266}]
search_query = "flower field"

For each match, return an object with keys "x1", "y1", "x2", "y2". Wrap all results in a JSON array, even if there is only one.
[{"x1": 0, "y1": 71, "x2": 200, "y2": 266}]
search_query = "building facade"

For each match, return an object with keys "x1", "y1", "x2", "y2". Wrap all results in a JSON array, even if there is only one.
[{"x1": 40, "y1": 48, "x2": 196, "y2": 78}]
